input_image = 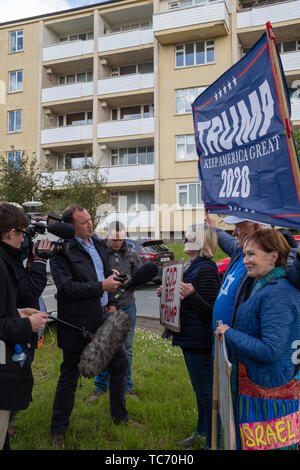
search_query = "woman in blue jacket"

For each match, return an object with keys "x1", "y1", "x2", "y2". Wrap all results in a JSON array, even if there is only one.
[{"x1": 216, "y1": 229, "x2": 300, "y2": 451}]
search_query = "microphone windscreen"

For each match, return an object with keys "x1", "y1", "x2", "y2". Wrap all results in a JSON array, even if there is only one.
[
  {"x1": 79, "y1": 309, "x2": 130, "y2": 378},
  {"x1": 48, "y1": 222, "x2": 75, "y2": 239},
  {"x1": 129, "y1": 262, "x2": 159, "y2": 288}
]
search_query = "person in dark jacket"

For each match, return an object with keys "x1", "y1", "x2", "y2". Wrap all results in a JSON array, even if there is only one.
[
  {"x1": 0, "y1": 202, "x2": 48, "y2": 450},
  {"x1": 216, "y1": 229, "x2": 300, "y2": 450},
  {"x1": 49, "y1": 204, "x2": 128, "y2": 448},
  {"x1": 157, "y1": 224, "x2": 220, "y2": 449},
  {"x1": 89, "y1": 221, "x2": 142, "y2": 401}
]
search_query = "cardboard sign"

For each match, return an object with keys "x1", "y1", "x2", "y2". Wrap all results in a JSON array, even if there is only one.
[{"x1": 160, "y1": 260, "x2": 184, "y2": 332}]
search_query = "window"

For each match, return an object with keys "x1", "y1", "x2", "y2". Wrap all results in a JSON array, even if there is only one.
[
  {"x1": 278, "y1": 39, "x2": 300, "y2": 53},
  {"x1": 176, "y1": 183, "x2": 203, "y2": 208},
  {"x1": 9, "y1": 30, "x2": 23, "y2": 53},
  {"x1": 112, "y1": 105, "x2": 153, "y2": 120},
  {"x1": 8, "y1": 110, "x2": 22, "y2": 133},
  {"x1": 58, "y1": 31, "x2": 93, "y2": 42},
  {"x1": 57, "y1": 152, "x2": 92, "y2": 170},
  {"x1": 111, "y1": 190, "x2": 154, "y2": 212},
  {"x1": 111, "y1": 63, "x2": 153, "y2": 77},
  {"x1": 58, "y1": 71, "x2": 93, "y2": 85},
  {"x1": 175, "y1": 40, "x2": 215, "y2": 68},
  {"x1": 8, "y1": 150, "x2": 22, "y2": 169},
  {"x1": 111, "y1": 146, "x2": 154, "y2": 166},
  {"x1": 176, "y1": 87, "x2": 206, "y2": 114},
  {"x1": 176, "y1": 135, "x2": 197, "y2": 161},
  {"x1": 108, "y1": 21, "x2": 151, "y2": 34},
  {"x1": 9, "y1": 70, "x2": 23, "y2": 92},
  {"x1": 58, "y1": 111, "x2": 92, "y2": 127}
]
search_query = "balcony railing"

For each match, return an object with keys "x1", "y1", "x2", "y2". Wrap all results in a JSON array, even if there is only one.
[
  {"x1": 153, "y1": 1, "x2": 229, "y2": 39},
  {"x1": 98, "y1": 73, "x2": 154, "y2": 96},
  {"x1": 237, "y1": 0, "x2": 300, "y2": 28},
  {"x1": 41, "y1": 124, "x2": 93, "y2": 144},
  {"x1": 98, "y1": 29, "x2": 154, "y2": 53},
  {"x1": 43, "y1": 39, "x2": 94, "y2": 62},
  {"x1": 280, "y1": 51, "x2": 300, "y2": 73},
  {"x1": 98, "y1": 117, "x2": 154, "y2": 139},
  {"x1": 291, "y1": 102, "x2": 300, "y2": 121},
  {"x1": 99, "y1": 164, "x2": 155, "y2": 183},
  {"x1": 42, "y1": 82, "x2": 93, "y2": 103}
]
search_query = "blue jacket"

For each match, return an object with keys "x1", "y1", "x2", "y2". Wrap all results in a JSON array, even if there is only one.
[
  {"x1": 224, "y1": 277, "x2": 300, "y2": 388},
  {"x1": 216, "y1": 228, "x2": 299, "y2": 325}
]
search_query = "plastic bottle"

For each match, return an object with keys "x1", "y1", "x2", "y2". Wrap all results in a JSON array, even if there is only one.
[{"x1": 12, "y1": 344, "x2": 27, "y2": 367}]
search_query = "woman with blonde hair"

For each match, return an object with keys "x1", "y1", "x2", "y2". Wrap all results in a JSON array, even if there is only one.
[{"x1": 158, "y1": 224, "x2": 220, "y2": 449}]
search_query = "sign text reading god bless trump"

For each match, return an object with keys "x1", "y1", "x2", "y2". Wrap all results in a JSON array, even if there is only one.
[{"x1": 192, "y1": 32, "x2": 300, "y2": 229}]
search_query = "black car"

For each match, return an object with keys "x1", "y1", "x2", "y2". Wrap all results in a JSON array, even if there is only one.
[{"x1": 126, "y1": 239, "x2": 175, "y2": 282}]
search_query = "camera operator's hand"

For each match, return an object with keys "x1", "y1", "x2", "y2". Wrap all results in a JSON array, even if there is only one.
[
  {"x1": 18, "y1": 308, "x2": 48, "y2": 332},
  {"x1": 29, "y1": 312, "x2": 48, "y2": 332},
  {"x1": 102, "y1": 271, "x2": 122, "y2": 293},
  {"x1": 33, "y1": 238, "x2": 54, "y2": 261}
]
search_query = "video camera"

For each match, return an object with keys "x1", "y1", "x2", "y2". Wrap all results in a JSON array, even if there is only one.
[{"x1": 23, "y1": 213, "x2": 75, "y2": 260}]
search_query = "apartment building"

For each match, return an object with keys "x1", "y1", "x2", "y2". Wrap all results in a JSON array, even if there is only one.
[{"x1": 0, "y1": 0, "x2": 299, "y2": 237}]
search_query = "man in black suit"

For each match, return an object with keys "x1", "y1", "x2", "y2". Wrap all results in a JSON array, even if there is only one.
[{"x1": 50, "y1": 204, "x2": 128, "y2": 448}]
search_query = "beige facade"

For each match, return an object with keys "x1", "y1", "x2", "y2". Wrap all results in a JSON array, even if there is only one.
[{"x1": 0, "y1": 0, "x2": 299, "y2": 237}]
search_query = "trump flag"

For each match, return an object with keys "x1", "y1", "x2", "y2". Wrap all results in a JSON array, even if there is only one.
[{"x1": 192, "y1": 26, "x2": 300, "y2": 229}]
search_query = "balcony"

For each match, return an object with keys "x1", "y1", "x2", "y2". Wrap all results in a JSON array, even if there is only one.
[
  {"x1": 98, "y1": 73, "x2": 154, "y2": 96},
  {"x1": 153, "y1": 1, "x2": 229, "y2": 45},
  {"x1": 98, "y1": 29, "x2": 154, "y2": 53},
  {"x1": 42, "y1": 82, "x2": 93, "y2": 103},
  {"x1": 237, "y1": 0, "x2": 300, "y2": 30},
  {"x1": 291, "y1": 102, "x2": 300, "y2": 121},
  {"x1": 281, "y1": 51, "x2": 300, "y2": 73},
  {"x1": 41, "y1": 125, "x2": 93, "y2": 145},
  {"x1": 99, "y1": 164, "x2": 154, "y2": 183},
  {"x1": 98, "y1": 118, "x2": 154, "y2": 139},
  {"x1": 96, "y1": 210, "x2": 155, "y2": 231},
  {"x1": 43, "y1": 39, "x2": 94, "y2": 62}
]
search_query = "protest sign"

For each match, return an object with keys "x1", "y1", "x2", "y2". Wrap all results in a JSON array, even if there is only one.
[
  {"x1": 192, "y1": 23, "x2": 300, "y2": 230},
  {"x1": 160, "y1": 260, "x2": 184, "y2": 332}
]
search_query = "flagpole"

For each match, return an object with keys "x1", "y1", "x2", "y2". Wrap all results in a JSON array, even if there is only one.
[
  {"x1": 211, "y1": 321, "x2": 220, "y2": 450},
  {"x1": 266, "y1": 21, "x2": 300, "y2": 196}
]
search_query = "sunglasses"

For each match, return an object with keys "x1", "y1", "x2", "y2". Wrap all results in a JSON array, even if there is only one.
[{"x1": 13, "y1": 228, "x2": 28, "y2": 236}]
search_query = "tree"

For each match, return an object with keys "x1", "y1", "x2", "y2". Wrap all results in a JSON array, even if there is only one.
[
  {"x1": 62, "y1": 165, "x2": 107, "y2": 229},
  {"x1": 0, "y1": 151, "x2": 54, "y2": 212},
  {"x1": 294, "y1": 129, "x2": 300, "y2": 155}
]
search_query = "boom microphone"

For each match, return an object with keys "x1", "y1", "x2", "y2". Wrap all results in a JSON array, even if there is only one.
[{"x1": 47, "y1": 222, "x2": 75, "y2": 239}]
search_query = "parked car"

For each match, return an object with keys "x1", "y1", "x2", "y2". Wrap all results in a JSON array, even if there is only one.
[
  {"x1": 126, "y1": 239, "x2": 175, "y2": 283},
  {"x1": 28, "y1": 213, "x2": 48, "y2": 225}
]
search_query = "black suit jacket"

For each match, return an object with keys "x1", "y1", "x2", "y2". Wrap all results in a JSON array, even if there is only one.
[{"x1": 50, "y1": 236, "x2": 114, "y2": 351}]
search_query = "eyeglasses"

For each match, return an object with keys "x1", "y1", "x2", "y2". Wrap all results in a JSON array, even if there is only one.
[{"x1": 13, "y1": 228, "x2": 27, "y2": 236}]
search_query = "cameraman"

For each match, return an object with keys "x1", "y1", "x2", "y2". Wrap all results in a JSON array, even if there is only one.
[
  {"x1": 89, "y1": 221, "x2": 141, "y2": 401},
  {"x1": 49, "y1": 204, "x2": 129, "y2": 448},
  {"x1": 0, "y1": 202, "x2": 48, "y2": 450}
]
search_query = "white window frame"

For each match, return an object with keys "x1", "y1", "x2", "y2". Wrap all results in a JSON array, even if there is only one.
[
  {"x1": 9, "y1": 30, "x2": 24, "y2": 53},
  {"x1": 278, "y1": 39, "x2": 300, "y2": 54},
  {"x1": 175, "y1": 40, "x2": 215, "y2": 68},
  {"x1": 111, "y1": 104, "x2": 154, "y2": 121},
  {"x1": 9, "y1": 70, "x2": 23, "y2": 93},
  {"x1": 57, "y1": 111, "x2": 93, "y2": 127},
  {"x1": 7, "y1": 150, "x2": 22, "y2": 168},
  {"x1": 8, "y1": 110, "x2": 22, "y2": 133},
  {"x1": 110, "y1": 190, "x2": 154, "y2": 212},
  {"x1": 176, "y1": 135, "x2": 198, "y2": 161},
  {"x1": 108, "y1": 21, "x2": 152, "y2": 35},
  {"x1": 57, "y1": 152, "x2": 92, "y2": 171},
  {"x1": 176, "y1": 182, "x2": 203, "y2": 209},
  {"x1": 111, "y1": 145, "x2": 154, "y2": 166},
  {"x1": 58, "y1": 31, "x2": 93, "y2": 43},
  {"x1": 58, "y1": 71, "x2": 93, "y2": 85},
  {"x1": 175, "y1": 87, "x2": 206, "y2": 115}
]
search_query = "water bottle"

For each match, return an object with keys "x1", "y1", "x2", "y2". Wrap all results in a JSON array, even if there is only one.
[{"x1": 12, "y1": 344, "x2": 27, "y2": 367}]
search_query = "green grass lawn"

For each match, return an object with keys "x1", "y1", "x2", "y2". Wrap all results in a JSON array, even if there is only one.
[
  {"x1": 168, "y1": 244, "x2": 227, "y2": 263},
  {"x1": 10, "y1": 325, "x2": 206, "y2": 451}
]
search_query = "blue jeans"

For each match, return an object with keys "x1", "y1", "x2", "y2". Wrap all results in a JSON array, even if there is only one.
[
  {"x1": 95, "y1": 302, "x2": 137, "y2": 392},
  {"x1": 182, "y1": 350, "x2": 222, "y2": 449}
]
